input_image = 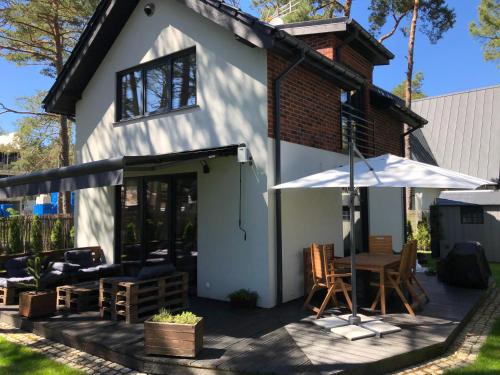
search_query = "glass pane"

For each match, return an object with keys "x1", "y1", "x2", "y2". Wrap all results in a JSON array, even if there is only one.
[
  {"x1": 171, "y1": 53, "x2": 196, "y2": 110},
  {"x1": 174, "y1": 175, "x2": 197, "y2": 294},
  {"x1": 145, "y1": 64, "x2": 169, "y2": 113},
  {"x1": 120, "y1": 71, "x2": 143, "y2": 119},
  {"x1": 145, "y1": 180, "x2": 170, "y2": 263},
  {"x1": 121, "y1": 179, "x2": 142, "y2": 264}
]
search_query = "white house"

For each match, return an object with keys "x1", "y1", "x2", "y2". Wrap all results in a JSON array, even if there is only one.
[{"x1": 18, "y1": 0, "x2": 427, "y2": 307}]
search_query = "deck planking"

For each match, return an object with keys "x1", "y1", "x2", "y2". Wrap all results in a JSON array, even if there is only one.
[{"x1": 0, "y1": 274, "x2": 486, "y2": 375}]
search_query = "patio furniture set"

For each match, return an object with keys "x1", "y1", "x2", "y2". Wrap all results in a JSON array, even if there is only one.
[
  {"x1": 0, "y1": 247, "x2": 188, "y2": 324},
  {"x1": 304, "y1": 235, "x2": 430, "y2": 318}
]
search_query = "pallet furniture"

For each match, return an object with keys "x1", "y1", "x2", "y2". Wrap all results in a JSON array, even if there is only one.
[
  {"x1": 0, "y1": 286, "x2": 19, "y2": 306},
  {"x1": 368, "y1": 235, "x2": 393, "y2": 255},
  {"x1": 100, "y1": 272, "x2": 188, "y2": 324},
  {"x1": 57, "y1": 281, "x2": 99, "y2": 313},
  {"x1": 303, "y1": 244, "x2": 352, "y2": 318}
]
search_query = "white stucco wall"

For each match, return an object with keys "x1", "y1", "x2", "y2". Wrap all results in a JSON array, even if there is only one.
[
  {"x1": 414, "y1": 188, "x2": 441, "y2": 212},
  {"x1": 74, "y1": 0, "x2": 273, "y2": 306},
  {"x1": 368, "y1": 188, "x2": 405, "y2": 252},
  {"x1": 272, "y1": 141, "x2": 349, "y2": 302}
]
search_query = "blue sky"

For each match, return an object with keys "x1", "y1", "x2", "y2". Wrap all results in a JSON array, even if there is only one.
[{"x1": 0, "y1": 0, "x2": 498, "y2": 133}]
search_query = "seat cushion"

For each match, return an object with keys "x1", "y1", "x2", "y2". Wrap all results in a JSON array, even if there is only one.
[
  {"x1": 136, "y1": 263, "x2": 176, "y2": 281},
  {"x1": 0, "y1": 276, "x2": 34, "y2": 288},
  {"x1": 49, "y1": 262, "x2": 80, "y2": 274},
  {"x1": 96, "y1": 264, "x2": 122, "y2": 277},
  {"x1": 65, "y1": 250, "x2": 98, "y2": 268},
  {"x1": 40, "y1": 270, "x2": 67, "y2": 287},
  {"x1": 5, "y1": 256, "x2": 30, "y2": 278}
]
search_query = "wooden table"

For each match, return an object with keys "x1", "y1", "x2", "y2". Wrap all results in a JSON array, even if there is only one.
[{"x1": 336, "y1": 253, "x2": 401, "y2": 315}]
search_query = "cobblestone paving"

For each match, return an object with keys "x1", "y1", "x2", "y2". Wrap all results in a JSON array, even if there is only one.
[
  {"x1": 394, "y1": 286, "x2": 500, "y2": 375},
  {"x1": 0, "y1": 322, "x2": 146, "y2": 375}
]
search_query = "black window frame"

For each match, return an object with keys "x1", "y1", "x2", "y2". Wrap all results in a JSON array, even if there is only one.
[
  {"x1": 116, "y1": 47, "x2": 197, "y2": 122},
  {"x1": 460, "y1": 205, "x2": 484, "y2": 224}
]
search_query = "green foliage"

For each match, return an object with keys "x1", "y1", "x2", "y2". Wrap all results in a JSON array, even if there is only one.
[
  {"x1": 393, "y1": 72, "x2": 426, "y2": 100},
  {"x1": 406, "y1": 220, "x2": 414, "y2": 241},
  {"x1": 30, "y1": 215, "x2": 43, "y2": 255},
  {"x1": 369, "y1": 0, "x2": 456, "y2": 44},
  {"x1": 8, "y1": 216, "x2": 22, "y2": 254},
  {"x1": 0, "y1": 336, "x2": 85, "y2": 375},
  {"x1": 50, "y1": 219, "x2": 64, "y2": 250},
  {"x1": 252, "y1": 0, "x2": 345, "y2": 22},
  {"x1": 470, "y1": 0, "x2": 500, "y2": 65},
  {"x1": 228, "y1": 289, "x2": 259, "y2": 302},
  {"x1": 415, "y1": 218, "x2": 430, "y2": 253},
  {"x1": 69, "y1": 226, "x2": 75, "y2": 248},
  {"x1": 151, "y1": 309, "x2": 201, "y2": 325},
  {"x1": 26, "y1": 256, "x2": 43, "y2": 291},
  {"x1": 125, "y1": 223, "x2": 137, "y2": 244}
]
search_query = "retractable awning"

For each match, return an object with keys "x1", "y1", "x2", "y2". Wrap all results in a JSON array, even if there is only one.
[{"x1": 0, "y1": 145, "x2": 239, "y2": 199}]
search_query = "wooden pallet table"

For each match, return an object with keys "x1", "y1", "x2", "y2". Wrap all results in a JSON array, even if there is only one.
[
  {"x1": 0, "y1": 286, "x2": 19, "y2": 306},
  {"x1": 57, "y1": 281, "x2": 100, "y2": 313},
  {"x1": 100, "y1": 272, "x2": 188, "y2": 324}
]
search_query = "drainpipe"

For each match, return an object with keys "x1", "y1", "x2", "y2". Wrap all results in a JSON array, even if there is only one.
[{"x1": 274, "y1": 52, "x2": 305, "y2": 305}]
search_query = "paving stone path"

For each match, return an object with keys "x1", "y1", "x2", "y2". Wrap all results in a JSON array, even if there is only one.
[
  {"x1": 394, "y1": 285, "x2": 500, "y2": 375},
  {"x1": 0, "y1": 322, "x2": 145, "y2": 375}
]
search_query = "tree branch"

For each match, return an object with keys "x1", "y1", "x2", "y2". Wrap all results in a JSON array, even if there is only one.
[
  {"x1": 0, "y1": 103, "x2": 57, "y2": 118},
  {"x1": 378, "y1": 13, "x2": 407, "y2": 43}
]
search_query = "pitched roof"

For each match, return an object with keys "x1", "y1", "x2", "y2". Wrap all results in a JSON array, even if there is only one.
[
  {"x1": 370, "y1": 85, "x2": 428, "y2": 128},
  {"x1": 437, "y1": 190, "x2": 500, "y2": 206},
  {"x1": 43, "y1": 0, "x2": 366, "y2": 116},
  {"x1": 276, "y1": 17, "x2": 394, "y2": 65},
  {"x1": 411, "y1": 85, "x2": 500, "y2": 182}
]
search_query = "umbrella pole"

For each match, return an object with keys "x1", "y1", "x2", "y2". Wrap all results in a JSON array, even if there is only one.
[{"x1": 348, "y1": 119, "x2": 361, "y2": 326}]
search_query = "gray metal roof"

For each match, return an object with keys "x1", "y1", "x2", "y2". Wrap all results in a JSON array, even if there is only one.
[
  {"x1": 437, "y1": 190, "x2": 500, "y2": 206},
  {"x1": 411, "y1": 85, "x2": 500, "y2": 182}
]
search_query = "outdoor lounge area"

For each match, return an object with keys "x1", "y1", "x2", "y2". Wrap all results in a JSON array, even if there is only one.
[{"x1": 0, "y1": 273, "x2": 487, "y2": 374}]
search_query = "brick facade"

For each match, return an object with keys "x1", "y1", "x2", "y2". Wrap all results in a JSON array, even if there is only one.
[{"x1": 268, "y1": 32, "x2": 404, "y2": 157}]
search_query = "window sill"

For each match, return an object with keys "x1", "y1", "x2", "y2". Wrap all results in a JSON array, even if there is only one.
[{"x1": 113, "y1": 105, "x2": 200, "y2": 127}]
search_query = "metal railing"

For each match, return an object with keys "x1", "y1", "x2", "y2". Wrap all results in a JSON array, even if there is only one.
[{"x1": 340, "y1": 103, "x2": 375, "y2": 158}]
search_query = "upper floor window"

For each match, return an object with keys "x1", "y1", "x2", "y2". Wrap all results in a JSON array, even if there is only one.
[
  {"x1": 116, "y1": 47, "x2": 196, "y2": 122},
  {"x1": 460, "y1": 206, "x2": 484, "y2": 224}
]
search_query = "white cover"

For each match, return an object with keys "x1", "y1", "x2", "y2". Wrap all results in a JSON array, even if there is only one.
[{"x1": 273, "y1": 154, "x2": 493, "y2": 190}]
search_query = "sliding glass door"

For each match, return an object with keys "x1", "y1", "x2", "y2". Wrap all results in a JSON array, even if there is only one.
[{"x1": 120, "y1": 173, "x2": 197, "y2": 293}]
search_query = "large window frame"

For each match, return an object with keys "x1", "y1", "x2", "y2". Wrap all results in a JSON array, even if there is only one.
[
  {"x1": 116, "y1": 47, "x2": 197, "y2": 122},
  {"x1": 460, "y1": 206, "x2": 484, "y2": 224}
]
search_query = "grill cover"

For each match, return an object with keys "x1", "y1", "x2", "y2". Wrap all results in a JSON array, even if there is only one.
[{"x1": 438, "y1": 241, "x2": 492, "y2": 289}]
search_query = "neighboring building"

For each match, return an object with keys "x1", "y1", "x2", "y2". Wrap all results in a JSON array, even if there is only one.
[
  {"x1": 35, "y1": 1, "x2": 426, "y2": 307},
  {"x1": 435, "y1": 190, "x2": 500, "y2": 262},
  {"x1": 411, "y1": 85, "x2": 500, "y2": 212},
  {"x1": 0, "y1": 132, "x2": 20, "y2": 172}
]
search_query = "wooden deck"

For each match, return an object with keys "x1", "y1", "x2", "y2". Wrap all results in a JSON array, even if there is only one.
[{"x1": 0, "y1": 275, "x2": 486, "y2": 375}]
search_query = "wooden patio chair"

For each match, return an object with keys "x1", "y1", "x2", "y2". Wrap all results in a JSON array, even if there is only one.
[
  {"x1": 408, "y1": 240, "x2": 430, "y2": 303},
  {"x1": 368, "y1": 235, "x2": 393, "y2": 255},
  {"x1": 370, "y1": 242, "x2": 420, "y2": 316},
  {"x1": 303, "y1": 243, "x2": 352, "y2": 319}
]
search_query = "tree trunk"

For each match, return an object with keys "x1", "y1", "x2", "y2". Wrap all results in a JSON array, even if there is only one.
[
  {"x1": 404, "y1": 0, "x2": 420, "y2": 212},
  {"x1": 53, "y1": 2, "x2": 71, "y2": 214},
  {"x1": 344, "y1": 0, "x2": 353, "y2": 18}
]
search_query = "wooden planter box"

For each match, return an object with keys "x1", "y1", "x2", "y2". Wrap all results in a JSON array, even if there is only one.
[
  {"x1": 144, "y1": 318, "x2": 204, "y2": 358},
  {"x1": 19, "y1": 291, "x2": 57, "y2": 318}
]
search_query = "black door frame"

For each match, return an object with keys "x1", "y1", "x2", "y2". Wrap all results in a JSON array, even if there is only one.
[{"x1": 114, "y1": 172, "x2": 197, "y2": 266}]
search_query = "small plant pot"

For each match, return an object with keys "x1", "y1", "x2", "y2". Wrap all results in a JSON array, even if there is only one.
[
  {"x1": 229, "y1": 297, "x2": 258, "y2": 309},
  {"x1": 19, "y1": 290, "x2": 57, "y2": 318},
  {"x1": 144, "y1": 318, "x2": 204, "y2": 358}
]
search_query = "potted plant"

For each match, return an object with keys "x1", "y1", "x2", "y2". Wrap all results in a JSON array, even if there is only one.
[
  {"x1": 228, "y1": 289, "x2": 258, "y2": 308},
  {"x1": 18, "y1": 254, "x2": 56, "y2": 318},
  {"x1": 144, "y1": 309, "x2": 204, "y2": 358}
]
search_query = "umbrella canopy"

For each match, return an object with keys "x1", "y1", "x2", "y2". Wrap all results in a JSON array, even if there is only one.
[{"x1": 273, "y1": 154, "x2": 493, "y2": 190}]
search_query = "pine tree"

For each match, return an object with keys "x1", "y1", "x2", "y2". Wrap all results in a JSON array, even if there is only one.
[
  {"x1": 393, "y1": 72, "x2": 426, "y2": 100},
  {"x1": 31, "y1": 215, "x2": 43, "y2": 254},
  {"x1": 50, "y1": 219, "x2": 64, "y2": 250},
  {"x1": 470, "y1": 0, "x2": 500, "y2": 65}
]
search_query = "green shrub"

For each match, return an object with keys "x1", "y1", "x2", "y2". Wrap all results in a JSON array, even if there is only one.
[
  {"x1": 228, "y1": 289, "x2": 258, "y2": 302},
  {"x1": 125, "y1": 223, "x2": 137, "y2": 244},
  {"x1": 151, "y1": 309, "x2": 201, "y2": 325},
  {"x1": 50, "y1": 219, "x2": 64, "y2": 250},
  {"x1": 8, "y1": 217, "x2": 22, "y2": 254},
  {"x1": 415, "y1": 218, "x2": 431, "y2": 253},
  {"x1": 30, "y1": 215, "x2": 43, "y2": 255},
  {"x1": 406, "y1": 220, "x2": 414, "y2": 241},
  {"x1": 26, "y1": 256, "x2": 43, "y2": 291}
]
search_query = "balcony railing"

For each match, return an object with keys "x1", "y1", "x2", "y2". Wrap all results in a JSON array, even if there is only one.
[{"x1": 340, "y1": 103, "x2": 375, "y2": 158}]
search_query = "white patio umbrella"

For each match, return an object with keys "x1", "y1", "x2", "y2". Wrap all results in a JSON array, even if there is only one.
[
  {"x1": 273, "y1": 152, "x2": 493, "y2": 324},
  {"x1": 273, "y1": 154, "x2": 493, "y2": 190}
]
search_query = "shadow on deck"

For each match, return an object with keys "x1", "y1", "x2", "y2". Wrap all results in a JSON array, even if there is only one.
[{"x1": 0, "y1": 275, "x2": 487, "y2": 375}]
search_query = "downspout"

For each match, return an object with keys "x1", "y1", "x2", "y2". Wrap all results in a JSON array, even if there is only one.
[{"x1": 274, "y1": 52, "x2": 305, "y2": 305}]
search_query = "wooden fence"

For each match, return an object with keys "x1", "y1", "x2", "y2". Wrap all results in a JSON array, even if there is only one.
[{"x1": 0, "y1": 215, "x2": 74, "y2": 254}]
